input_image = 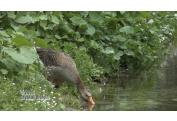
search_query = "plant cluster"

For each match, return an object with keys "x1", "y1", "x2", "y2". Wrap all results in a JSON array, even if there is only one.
[{"x1": 0, "y1": 12, "x2": 176, "y2": 110}]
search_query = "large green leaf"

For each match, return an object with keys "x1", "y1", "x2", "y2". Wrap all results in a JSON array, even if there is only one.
[
  {"x1": 86, "y1": 25, "x2": 95, "y2": 36},
  {"x1": 70, "y1": 16, "x2": 87, "y2": 26},
  {"x1": 3, "y1": 47, "x2": 38, "y2": 64},
  {"x1": 76, "y1": 38, "x2": 85, "y2": 42},
  {"x1": 34, "y1": 38, "x2": 48, "y2": 48},
  {"x1": 89, "y1": 12, "x2": 104, "y2": 25},
  {"x1": 0, "y1": 31, "x2": 10, "y2": 38},
  {"x1": 89, "y1": 40, "x2": 99, "y2": 49},
  {"x1": 125, "y1": 50, "x2": 135, "y2": 56},
  {"x1": 40, "y1": 21, "x2": 48, "y2": 30},
  {"x1": 51, "y1": 16, "x2": 60, "y2": 24},
  {"x1": 12, "y1": 35, "x2": 32, "y2": 47},
  {"x1": 0, "y1": 57, "x2": 22, "y2": 71},
  {"x1": 102, "y1": 47, "x2": 114, "y2": 54},
  {"x1": 7, "y1": 12, "x2": 16, "y2": 19},
  {"x1": 119, "y1": 26, "x2": 134, "y2": 34},
  {"x1": 61, "y1": 23, "x2": 74, "y2": 34},
  {"x1": 15, "y1": 15, "x2": 33, "y2": 24},
  {"x1": 39, "y1": 15, "x2": 48, "y2": 20},
  {"x1": 0, "y1": 69, "x2": 8, "y2": 75},
  {"x1": 117, "y1": 35, "x2": 126, "y2": 42},
  {"x1": 114, "y1": 51, "x2": 124, "y2": 60}
]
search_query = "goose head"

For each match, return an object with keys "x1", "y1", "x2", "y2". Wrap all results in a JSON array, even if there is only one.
[{"x1": 79, "y1": 88, "x2": 95, "y2": 105}]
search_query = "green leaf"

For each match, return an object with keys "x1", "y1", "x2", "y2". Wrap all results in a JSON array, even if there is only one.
[
  {"x1": 89, "y1": 12, "x2": 104, "y2": 25},
  {"x1": 0, "y1": 31, "x2": 10, "y2": 38},
  {"x1": 125, "y1": 50, "x2": 135, "y2": 56},
  {"x1": 102, "y1": 47, "x2": 114, "y2": 54},
  {"x1": 0, "y1": 13, "x2": 5, "y2": 19},
  {"x1": 0, "y1": 69, "x2": 8, "y2": 75},
  {"x1": 15, "y1": 15, "x2": 33, "y2": 24},
  {"x1": 7, "y1": 12, "x2": 16, "y2": 19},
  {"x1": 61, "y1": 24, "x2": 74, "y2": 34},
  {"x1": 119, "y1": 26, "x2": 134, "y2": 34},
  {"x1": 3, "y1": 47, "x2": 37, "y2": 64},
  {"x1": 59, "y1": 103, "x2": 65, "y2": 110},
  {"x1": 51, "y1": 16, "x2": 60, "y2": 24},
  {"x1": 86, "y1": 25, "x2": 95, "y2": 36},
  {"x1": 40, "y1": 21, "x2": 48, "y2": 30},
  {"x1": 117, "y1": 35, "x2": 126, "y2": 42},
  {"x1": 39, "y1": 15, "x2": 48, "y2": 20},
  {"x1": 0, "y1": 57, "x2": 21, "y2": 71},
  {"x1": 35, "y1": 38, "x2": 48, "y2": 48},
  {"x1": 76, "y1": 38, "x2": 85, "y2": 42},
  {"x1": 120, "y1": 44, "x2": 127, "y2": 50},
  {"x1": 70, "y1": 16, "x2": 87, "y2": 26},
  {"x1": 114, "y1": 51, "x2": 124, "y2": 60},
  {"x1": 18, "y1": 27, "x2": 37, "y2": 40},
  {"x1": 55, "y1": 35, "x2": 61, "y2": 40},
  {"x1": 89, "y1": 40, "x2": 99, "y2": 49},
  {"x1": 120, "y1": 11, "x2": 126, "y2": 14},
  {"x1": 12, "y1": 35, "x2": 32, "y2": 47}
]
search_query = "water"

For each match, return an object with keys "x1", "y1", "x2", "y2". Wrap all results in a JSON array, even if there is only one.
[{"x1": 93, "y1": 49, "x2": 177, "y2": 111}]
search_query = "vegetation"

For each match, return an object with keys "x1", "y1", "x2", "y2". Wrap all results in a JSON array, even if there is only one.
[{"x1": 0, "y1": 12, "x2": 177, "y2": 110}]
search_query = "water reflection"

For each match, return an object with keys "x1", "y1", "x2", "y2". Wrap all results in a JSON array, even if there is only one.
[{"x1": 93, "y1": 49, "x2": 177, "y2": 111}]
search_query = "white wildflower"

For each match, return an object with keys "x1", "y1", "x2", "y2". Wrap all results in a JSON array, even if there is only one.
[{"x1": 147, "y1": 19, "x2": 154, "y2": 24}]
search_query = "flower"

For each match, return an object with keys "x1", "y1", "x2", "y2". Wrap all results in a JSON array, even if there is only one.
[{"x1": 12, "y1": 83, "x2": 15, "y2": 85}]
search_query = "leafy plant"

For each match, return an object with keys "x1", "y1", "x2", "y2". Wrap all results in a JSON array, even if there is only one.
[{"x1": 0, "y1": 11, "x2": 176, "y2": 110}]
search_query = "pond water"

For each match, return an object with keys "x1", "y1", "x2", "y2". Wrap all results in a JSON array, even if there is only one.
[{"x1": 93, "y1": 49, "x2": 177, "y2": 111}]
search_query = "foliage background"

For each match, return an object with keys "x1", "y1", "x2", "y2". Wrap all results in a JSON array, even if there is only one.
[{"x1": 0, "y1": 12, "x2": 177, "y2": 110}]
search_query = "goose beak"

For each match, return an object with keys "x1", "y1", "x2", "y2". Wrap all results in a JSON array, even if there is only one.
[{"x1": 88, "y1": 96, "x2": 95, "y2": 105}]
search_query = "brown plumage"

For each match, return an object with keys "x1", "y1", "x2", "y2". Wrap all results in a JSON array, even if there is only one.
[{"x1": 36, "y1": 48, "x2": 95, "y2": 105}]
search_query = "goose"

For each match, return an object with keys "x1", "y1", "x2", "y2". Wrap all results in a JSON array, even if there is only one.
[{"x1": 36, "y1": 48, "x2": 95, "y2": 105}]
